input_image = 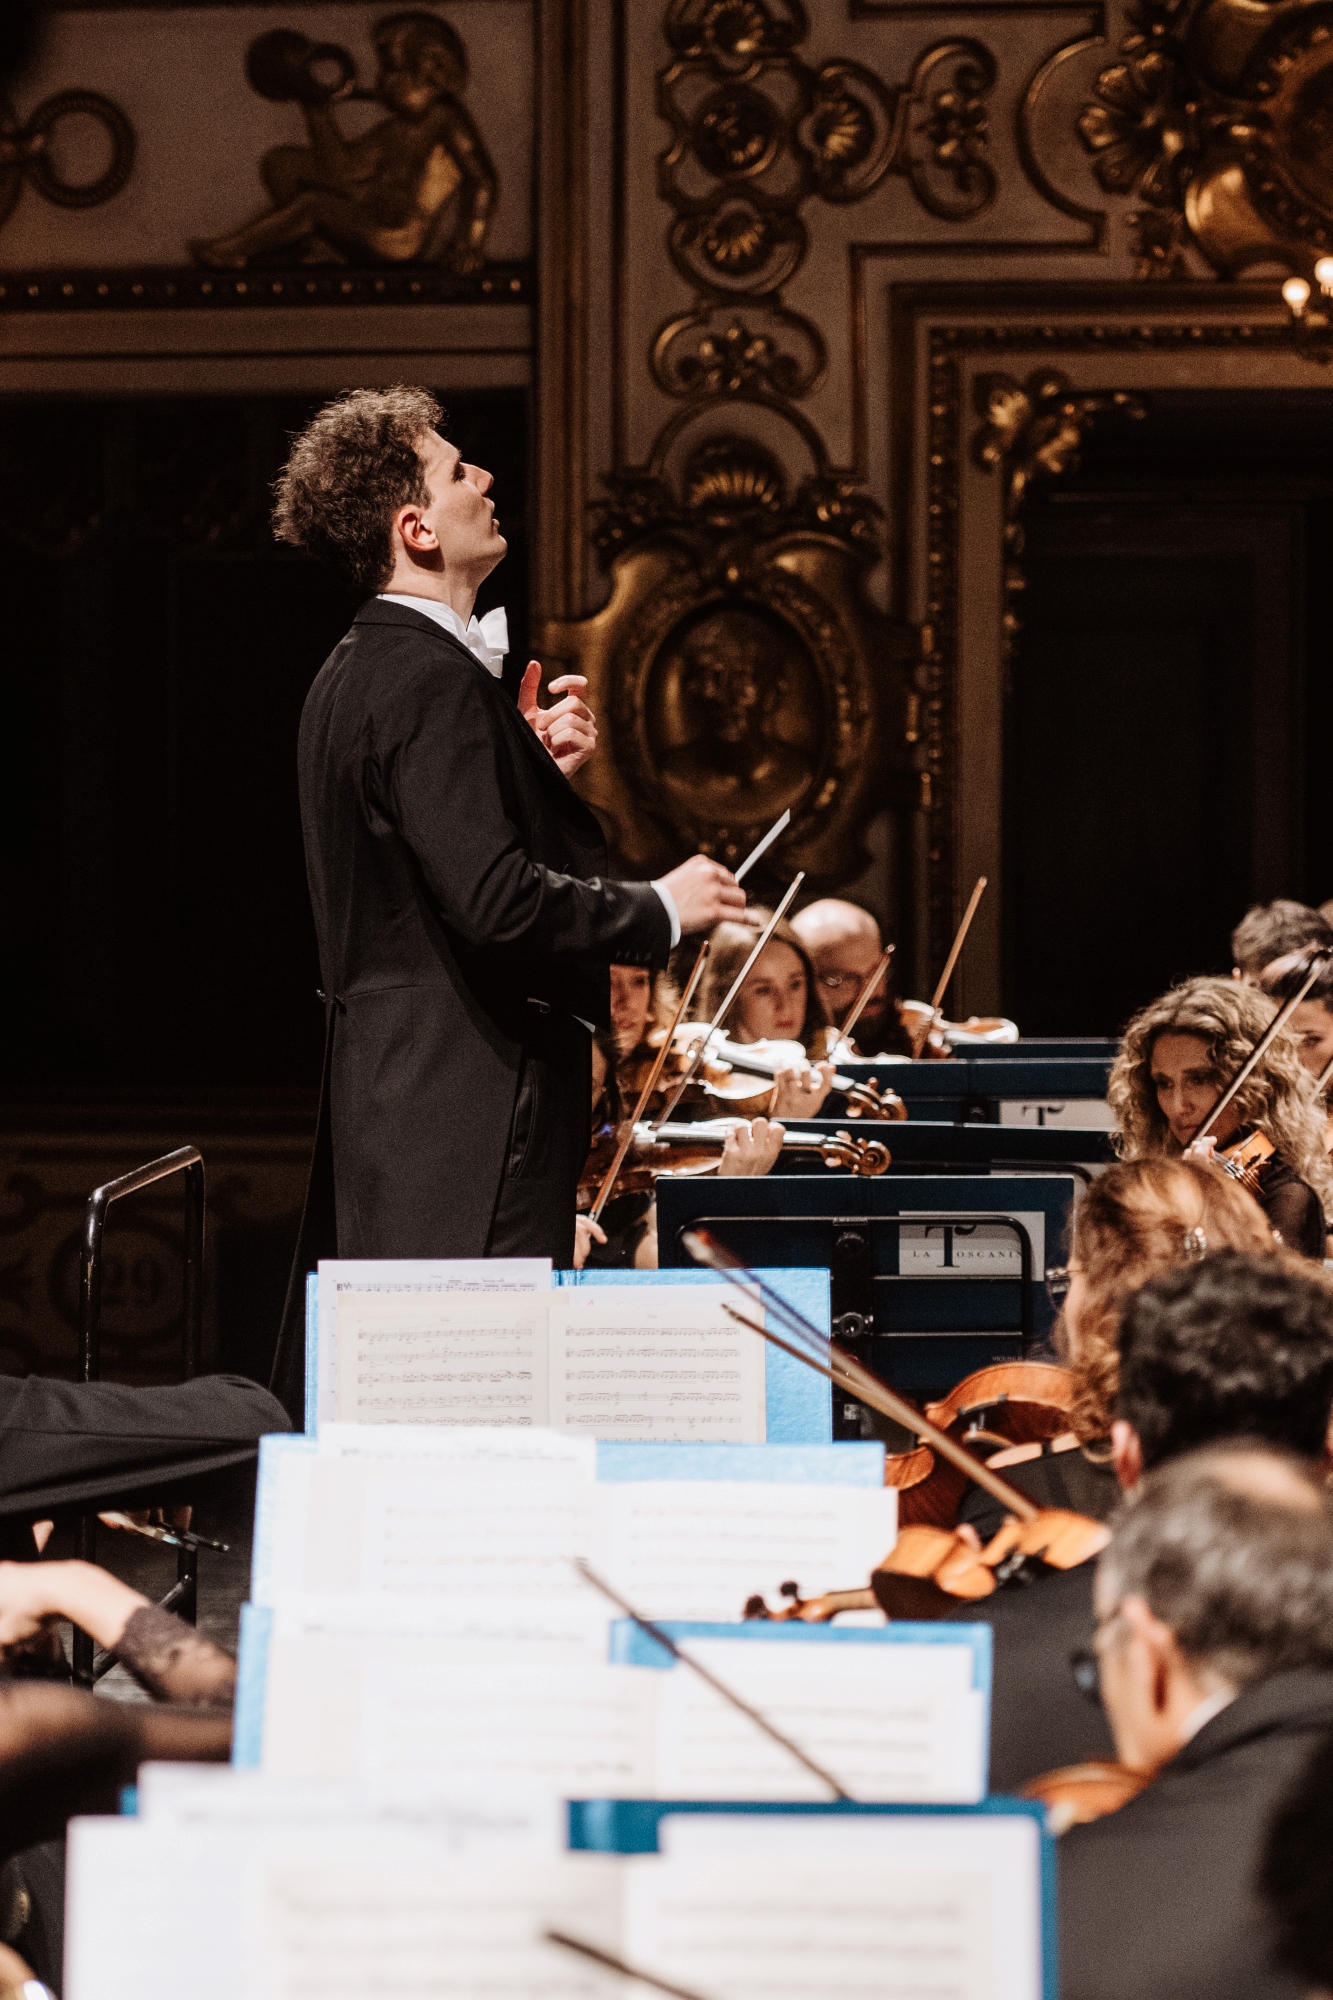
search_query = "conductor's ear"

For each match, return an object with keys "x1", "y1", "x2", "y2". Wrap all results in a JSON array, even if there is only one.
[{"x1": 393, "y1": 502, "x2": 439, "y2": 559}]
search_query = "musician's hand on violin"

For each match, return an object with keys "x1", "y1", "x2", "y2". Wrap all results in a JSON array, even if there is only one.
[
  {"x1": 768, "y1": 1060, "x2": 835, "y2": 1120},
  {"x1": 658, "y1": 853, "x2": 746, "y2": 934},
  {"x1": 1182, "y1": 1136, "x2": 1218, "y2": 1164},
  {"x1": 518, "y1": 664, "x2": 598, "y2": 777},
  {"x1": 718, "y1": 1117, "x2": 786, "y2": 1178},
  {"x1": 573, "y1": 1215, "x2": 607, "y2": 1270}
]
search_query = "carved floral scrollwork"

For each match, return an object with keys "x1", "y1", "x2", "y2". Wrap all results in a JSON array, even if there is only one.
[
  {"x1": 1076, "y1": 0, "x2": 1333, "y2": 280},
  {"x1": 651, "y1": 302, "x2": 826, "y2": 399},
  {"x1": 910, "y1": 41, "x2": 998, "y2": 221},
  {"x1": 971, "y1": 368, "x2": 1145, "y2": 651}
]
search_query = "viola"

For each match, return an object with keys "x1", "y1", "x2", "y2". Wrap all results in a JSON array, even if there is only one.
[{"x1": 883, "y1": 1360, "x2": 1078, "y2": 1528}]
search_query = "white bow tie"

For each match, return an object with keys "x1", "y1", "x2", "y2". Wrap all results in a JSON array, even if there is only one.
[{"x1": 463, "y1": 606, "x2": 509, "y2": 679}]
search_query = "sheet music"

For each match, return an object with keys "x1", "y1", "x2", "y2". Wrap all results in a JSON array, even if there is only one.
[
  {"x1": 249, "y1": 1852, "x2": 623, "y2": 2000},
  {"x1": 359, "y1": 1660, "x2": 659, "y2": 1793},
  {"x1": 640, "y1": 1814, "x2": 1044, "y2": 2000},
  {"x1": 335, "y1": 1290, "x2": 552, "y2": 1425},
  {"x1": 653, "y1": 1637, "x2": 986, "y2": 1802},
  {"x1": 65, "y1": 1823, "x2": 619, "y2": 2000},
  {"x1": 317, "y1": 1422, "x2": 597, "y2": 1473},
  {"x1": 548, "y1": 1286, "x2": 765, "y2": 1441},
  {"x1": 258, "y1": 1598, "x2": 612, "y2": 1778},
  {"x1": 601, "y1": 1480, "x2": 897, "y2": 1623},
  {"x1": 317, "y1": 1258, "x2": 551, "y2": 1425},
  {"x1": 135, "y1": 1763, "x2": 565, "y2": 1853}
]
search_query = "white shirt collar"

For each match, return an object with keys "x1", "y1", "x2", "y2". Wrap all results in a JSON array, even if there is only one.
[
  {"x1": 378, "y1": 593, "x2": 508, "y2": 678},
  {"x1": 1178, "y1": 1687, "x2": 1235, "y2": 1747}
]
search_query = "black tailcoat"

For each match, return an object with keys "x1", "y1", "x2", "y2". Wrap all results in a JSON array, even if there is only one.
[{"x1": 272, "y1": 599, "x2": 670, "y2": 1416}]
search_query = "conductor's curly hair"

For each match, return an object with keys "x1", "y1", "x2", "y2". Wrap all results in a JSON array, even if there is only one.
[
  {"x1": 271, "y1": 385, "x2": 444, "y2": 595},
  {"x1": 1108, "y1": 974, "x2": 1333, "y2": 1213}
]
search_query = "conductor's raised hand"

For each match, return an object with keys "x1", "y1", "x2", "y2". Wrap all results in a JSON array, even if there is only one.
[
  {"x1": 518, "y1": 662, "x2": 598, "y2": 777},
  {"x1": 658, "y1": 853, "x2": 747, "y2": 934}
]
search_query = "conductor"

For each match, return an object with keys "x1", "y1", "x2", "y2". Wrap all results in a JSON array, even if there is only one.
[{"x1": 271, "y1": 388, "x2": 743, "y2": 1414}]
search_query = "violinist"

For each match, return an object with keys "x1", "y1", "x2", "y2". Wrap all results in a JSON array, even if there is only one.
[
  {"x1": 693, "y1": 916, "x2": 837, "y2": 1118},
  {"x1": 1108, "y1": 976, "x2": 1332, "y2": 1258},
  {"x1": 1058, "y1": 1443, "x2": 1333, "y2": 2000},
  {"x1": 1260, "y1": 952, "x2": 1333, "y2": 1111},
  {"x1": 789, "y1": 900, "x2": 912, "y2": 1057},
  {"x1": 956, "y1": 1159, "x2": 1275, "y2": 1548},
  {"x1": 575, "y1": 1034, "x2": 786, "y2": 1269},
  {"x1": 1231, "y1": 898, "x2": 1333, "y2": 980},
  {"x1": 970, "y1": 1248, "x2": 1333, "y2": 1792}
]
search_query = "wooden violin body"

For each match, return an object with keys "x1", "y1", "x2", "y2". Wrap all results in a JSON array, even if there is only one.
[
  {"x1": 575, "y1": 1118, "x2": 893, "y2": 1212},
  {"x1": 1215, "y1": 1126, "x2": 1276, "y2": 1196},
  {"x1": 883, "y1": 1361, "x2": 1078, "y2": 1528},
  {"x1": 742, "y1": 1506, "x2": 1110, "y2": 1625},
  {"x1": 662, "y1": 1024, "x2": 907, "y2": 1121},
  {"x1": 1020, "y1": 1761, "x2": 1149, "y2": 1834}
]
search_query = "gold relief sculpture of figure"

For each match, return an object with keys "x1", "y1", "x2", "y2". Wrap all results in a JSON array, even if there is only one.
[
  {"x1": 651, "y1": 609, "x2": 819, "y2": 824},
  {"x1": 194, "y1": 10, "x2": 496, "y2": 271}
]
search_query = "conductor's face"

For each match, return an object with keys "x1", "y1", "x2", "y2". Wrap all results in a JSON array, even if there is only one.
[{"x1": 415, "y1": 428, "x2": 506, "y2": 576}]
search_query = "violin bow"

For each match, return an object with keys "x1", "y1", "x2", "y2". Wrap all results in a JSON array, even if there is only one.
[
  {"x1": 929, "y1": 875, "x2": 987, "y2": 1018},
  {"x1": 683, "y1": 1228, "x2": 1040, "y2": 1522},
  {"x1": 1196, "y1": 945, "x2": 1333, "y2": 1143},
  {"x1": 651, "y1": 874, "x2": 806, "y2": 1130},
  {"x1": 574, "y1": 1557, "x2": 853, "y2": 1800},
  {"x1": 1318, "y1": 1047, "x2": 1333, "y2": 1094},
  {"x1": 588, "y1": 942, "x2": 713, "y2": 1227},
  {"x1": 832, "y1": 943, "x2": 895, "y2": 1055},
  {"x1": 544, "y1": 1932, "x2": 716, "y2": 2000}
]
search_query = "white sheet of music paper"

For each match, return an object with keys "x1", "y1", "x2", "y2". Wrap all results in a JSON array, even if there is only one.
[
  {"x1": 65, "y1": 1823, "x2": 620, "y2": 2000},
  {"x1": 359, "y1": 1659, "x2": 661, "y2": 1793},
  {"x1": 253, "y1": 1446, "x2": 894, "y2": 1621},
  {"x1": 636, "y1": 1812, "x2": 1044, "y2": 2000},
  {"x1": 316, "y1": 1257, "x2": 551, "y2": 1426},
  {"x1": 599, "y1": 1479, "x2": 896, "y2": 1623},
  {"x1": 133, "y1": 1764, "x2": 564, "y2": 1852},
  {"x1": 548, "y1": 1285, "x2": 765, "y2": 1441},
  {"x1": 256, "y1": 1597, "x2": 612, "y2": 1778},
  {"x1": 652, "y1": 1636, "x2": 986, "y2": 1801},
  {"x1": 335, "y1": 1289, "x2": 553, "y2": 1425}
]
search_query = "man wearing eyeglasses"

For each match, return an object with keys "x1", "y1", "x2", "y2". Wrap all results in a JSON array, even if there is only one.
[
  {"x1": 789, "y1": 900, "x2": 909, "y2": 1056},
  {"x1": 1059, "y1": 1443, "x2": 1333, "y2": 2000}
]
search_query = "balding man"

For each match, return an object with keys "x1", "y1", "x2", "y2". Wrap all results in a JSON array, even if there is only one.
[
  {"x1": 1059, "y1": 1443, "x2": 1333, "y2": 2000},
  {"x1": 789, "y1": 900, "x2": 908, "y2": 1056}
]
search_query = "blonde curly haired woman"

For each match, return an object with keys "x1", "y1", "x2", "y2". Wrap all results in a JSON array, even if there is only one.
[
  {"x1": 957, "y1": 1157, "x2": 1277, "y2": 1543},
  {"x1": 1107, "y1": 974, "x2": 1331, "y2": 1258}
]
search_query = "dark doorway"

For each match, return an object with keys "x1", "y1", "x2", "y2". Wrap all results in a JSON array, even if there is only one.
[
  {"x1": 0, "y1": 386, "x2": 529, "y2": 1096},
  {"x1": 1005, "y1": 390, "x2": 1333, "y2": 1037}
]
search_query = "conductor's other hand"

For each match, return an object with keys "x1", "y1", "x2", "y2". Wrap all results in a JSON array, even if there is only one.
[
  {"x1": 659, "y1": 854, "x2": 746, "y2": 934},
  {"x1": 518, "y1": 662, "x2": 597, "y2": 777}
]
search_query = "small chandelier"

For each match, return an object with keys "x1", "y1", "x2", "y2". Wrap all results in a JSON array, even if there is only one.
[{"x1": 1281, "y1": 260, "x2": 1333, "y2": 361}]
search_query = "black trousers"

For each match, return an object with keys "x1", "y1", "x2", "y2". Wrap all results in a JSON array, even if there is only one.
[
  {"x1": 485, "y1": 1011, "x2": 591, "y2": 1269},
  {"x1": 0, "y1": 1373, "x2": 290, "y2": 1552}
]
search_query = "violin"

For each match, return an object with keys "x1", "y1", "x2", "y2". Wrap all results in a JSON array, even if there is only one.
[
  {"x1": 882, "y1": 1361, "x2": 1078, "y2": 1528},
  {"x1": 664, "y1": 1024, "x2": 906, "y2": 1121},
  {"x1": 683, "y1": 1230, "x2": 1111, "y2": 1622},
  {"x1": 1214, "y1": 1127, "x2": 1276, "y2": 1195},
  {"x1": 896, "y1": 1002, "x2": 1020, "y2": 1060},
  {"x1": 1020, "y1": 1761, "x2": 1149, "y2": 1834},
  {"x1": 575, "y1": 1119, "x2": 892, "y2": 1213}
]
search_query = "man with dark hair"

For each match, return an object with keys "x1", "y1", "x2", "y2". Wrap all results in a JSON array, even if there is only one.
[
  {"x1": 1261, "y1": 951, "x2": 1333, "y2": 1092},
  {"x1": 1261, "y1": 1731, "x2": 1333, "y2": 1997},
  {"x1": 964, "y1": 1250, "x2": 1333, "y2": 1789},
  {"x1": 1232, "y1": 899, "x2": 1333, "y2": 981},
  {"x1": 1059, "y1": 1445, "x2": 1333, "y2": 2000},
  {"x1": 270, "y1": 388, "x2": 745, "y2": 1418}
]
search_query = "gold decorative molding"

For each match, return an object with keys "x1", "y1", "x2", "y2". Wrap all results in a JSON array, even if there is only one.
[
  {"x1": 0, "y1": 89, "x2": 135, "y2": 237},
  {"x1": 1078, "y1": 0, "x2": 1333, "y2": 279},
  {"x1": 193, "y1": 11, "x2": 497, "y2": 271},
  {"x1": 544, "y1": 431, "x2": 914, "y2": 889}
]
